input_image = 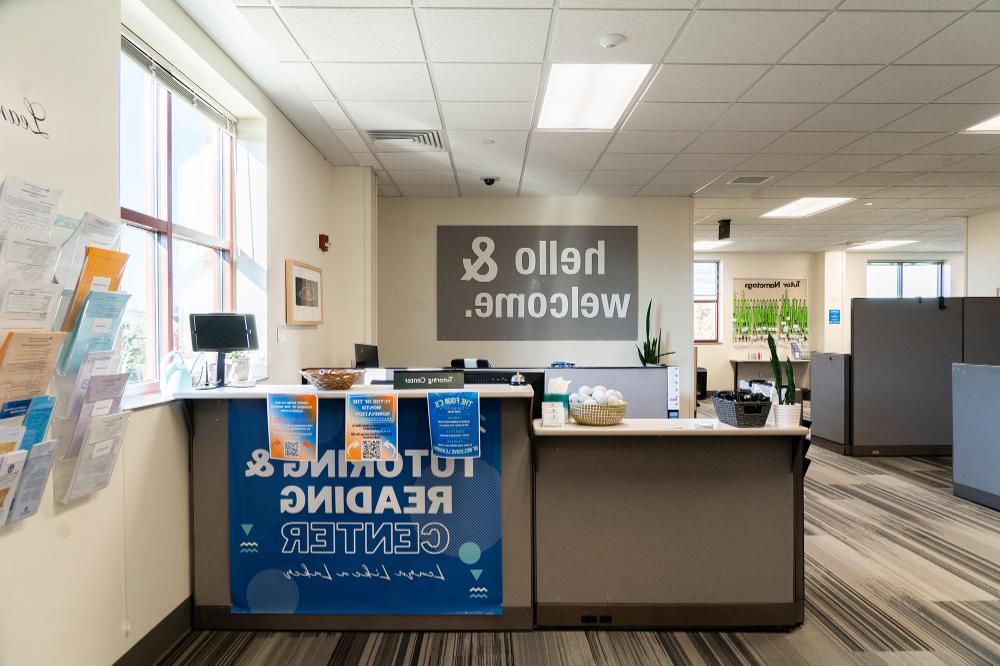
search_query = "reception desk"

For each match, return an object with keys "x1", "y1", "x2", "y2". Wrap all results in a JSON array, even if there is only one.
[{"x1": 181, "y1": 385, "x2": 806, "y2": 631}]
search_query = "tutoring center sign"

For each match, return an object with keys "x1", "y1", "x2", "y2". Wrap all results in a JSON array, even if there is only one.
[
  {"x1": 437, "y1": 225, "x2": 638, "y2": 340},
  {"x1": 228, "y1": 398, "x2": 503, "y2": 615}
]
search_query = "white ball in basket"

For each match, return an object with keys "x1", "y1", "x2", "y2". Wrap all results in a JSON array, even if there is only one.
[
  {"x1": 569, "y1": 392, "x2": 582, "y2": 404},
  {"x1": 583, "y1": 397, "x2": 598, "y2": 405},
  {"x1": 592, "y1": 389, "x2": 606, "y2": 403},
  {"x1": 608, "y1": 389, "x2": 623, "y2": 400},
  {"x1": 598, "y1": 392, "x2": 613, "y2": 405},
  {"x1": 579, "y1": 385, "x2": 593, "y2": 396},
  {"x1": 607, "y1": 395, "x2": 624, "y2": 406},
  {"x1": 592, "y1": 385, "x2": 607, "y2": 394}
]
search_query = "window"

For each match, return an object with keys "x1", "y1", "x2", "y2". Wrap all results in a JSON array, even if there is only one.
[
  {"x1": 866, "y1": 261, "x2": 945, "y2": 299},
  {"x1": 119, "y1": 34, "x2": 264, "y2": 394},
  {"x1": 694, "y1": 261, "x2": 720, "y2": 343}
]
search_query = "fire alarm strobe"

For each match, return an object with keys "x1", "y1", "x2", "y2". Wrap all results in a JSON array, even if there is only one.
[{"x1": 319, "y1": 233, "x2": 330, "y2": 252}]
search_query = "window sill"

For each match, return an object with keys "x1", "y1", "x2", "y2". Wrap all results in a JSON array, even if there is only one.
[{"x1": 122, "y1": 391, "x2": 177, "y2": 411}]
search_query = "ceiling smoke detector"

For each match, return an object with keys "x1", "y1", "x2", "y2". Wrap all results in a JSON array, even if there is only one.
[
  {"x1": 727, "y1": 175, "x2": 772, "y2": 185},
  {"x1": 598, "y1": 34, "x2": 626, "y2": 49}
]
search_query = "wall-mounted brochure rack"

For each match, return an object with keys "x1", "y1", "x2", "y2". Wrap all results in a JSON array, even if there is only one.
[{"x1": 0, "y1": 174, "x2": 132, "y2": 529}]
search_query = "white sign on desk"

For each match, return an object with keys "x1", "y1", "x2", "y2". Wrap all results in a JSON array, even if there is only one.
[{"x1": 541, "y1": 402, "x2": 565, "y2": 427}]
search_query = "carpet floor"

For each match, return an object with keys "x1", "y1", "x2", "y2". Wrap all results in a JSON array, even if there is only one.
[{"x1": 158, "y1": 446, "x2": 1000, "y2": 666}]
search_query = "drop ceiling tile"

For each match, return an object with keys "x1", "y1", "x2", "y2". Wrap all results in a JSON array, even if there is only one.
[
  {"x1": 448, "y1": 130, "x2": 528, "y2": 153},
  {"x1": 282, "y1": 8, "x2": 423, "y2": 61},
  {"x1": 530, "y1": 131, "x2": 613, "y2": 152},
  {"x1": 561, "y1": 0, "x2": 695, "y2": 6},
  {"x1": 683, "y1": 131, "x2": 783, "y2": 154},
  {"x1": 526, "y1": 152, "x2": 601, "y2": 170},
  {"x1": 762, "y1": 132, "x2": 866, "y2": 154},
  {"x1": 644, "y1": 65, "x2": 767, "y2": 102},
  {"x1": 238, "y1": 8, "x2": 306, "y2": 60},
  {"x1": 803, "y1": 154, "x2": 895, "y2": 171},
  {"x1": 795, "y1": 104, "x2": 920, "y2": 132},
  {"x1": 315, "y1": 63, "x2": 433, "y2": 101},
  {"x1": 312, "y1": 101, "x2": 353, "y2": 130},
  {"x1": 417, "y1": 0, "x2": 552, "y2": 6},
  {"x1": 899, "y1": 13, "x2": 1000, "y2": 64},
  {"x1": 377, "y1": 151, "x2": 453, "y2": 170},
  {"x1": 352, "y1": 152, "x2": 381, "y2": 168},
  {"x1": 392, "y1": 171, "x2": 456, "y2": 185},
  {"x1": 939, "y1": 155, "x2": 1000, "y2": 171},
  {"x1": 668, "y1": 12, "x2": 825, "y2": 64},
  {"x1": 432, "y1": 64, "x2": 541, "y2": 102},
  {"x1": 520, "y1": 185, "x2": 583, "y2": 196},
  {"x1": 883, "y1": 104, "x2": 1000, "y2": 133},
  {"x1": 901, "y1": 172, "x2": 982, "y2": 186},
  {"x1": 700, "y1": 0, "x2": 838, "y2": 6},
  {"x1": 938, "y1": 69, "x2": 1000, "y2": 103},
  {"x1": 596, "y1": 153, "x2": 674, "y2": 171},
  {"x1": 441, "y1": 102, "x2": 534, "y2": 130},
  {"x1": 776, "y1": 172, "x2": 852, "y2": 186},
  {"x1": 639, "y1": 186, "x2": 699, "y2": 196},
  {"x1": 839, "y1": 0, "x2": 979, "y2": 8},
  {"x1": 460, "y1": 181, "x2": 520, "y2": 197},
  {"x1": 952, "y1": 173, "x2": 1000, "y2": 186},
  {"x1": 608, "y1": 131, "x2": 699, "y2": 153},
  {"x1": 625, "y1": 103, "x2": 729, "y2": 131},
  {"x1": 743, "y1": 66, "x2": 880, "y2": 103},
  {"x1": 840, "y1": 66, "x2": 991, "y2": 103},
  {"x1": 649, "y1": 171, "x2": 724, "y2": 188},
  {"x1": 913, "y1": 134, "x2": 1000, "y2": 155},
  {"x1": 835, "y1": 172, "x2": 917, "y2": 187},
  {"x1": 666, "y1": 153, "x2": 748, "y2": 171},
  {"x1": 578, "y1": 186, "x2": 642, "y2": 197},
  {"x1": 452, "y1": 152, "x2": 524, "y2": 175},
  {"x1": 866, "y1": 186, "x2": 943, "y2": 198},
  {"x1": 550, "y1": 10, "x2": 686, "y2": 63},
  {"x1": 283, "y1": 63, "x2": 333, "y2": 100},
  {"x1": 397, "y1": 185, "x2": 459, "y2": 197},
  {"x1": 782, "y1": 12, "x2": 960, "y2": 64},
  {"x1": 334, "y1": 129, "x2": 369, "y2": 152},
  {"x1": 586, "y1": 171, "x2": 657, "y2": 186},
  {"x1": 838, "y1": 132, "x2": 946, "y2": 154},
  {"x1": 927, "y1": 186, "x2": 1000, "y2": 198},
  {"x1": 737, "y1": 154, "x2": 824, "y2": 171},
  {"x1": 522, "y1": 170, "x2": 590, "y2": 187},
  {"x1": 691, "y1": 184, "x2": 768, "y2": 197},
  {"x1": 419, "y1": 9, "x2": 551, "y2": 62},
  {"x1": 278, "y1": 0, "x2": 412, "y2": 5},
  {"x1": 871, "y1": 154, "x2": 968, "y2": 172},
  {"x1": 343, "y1": 101, "x2": 441, "y2": 129},
  {"x1": 378, "y1": 182, "x2": 400, "y2": 197},
  {"x1": 710, "y1": 104, "x2": 824, "y2": 131}
]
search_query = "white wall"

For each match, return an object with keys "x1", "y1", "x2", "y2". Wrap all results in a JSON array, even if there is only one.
[
  {"x1": 378, "y1": 196, "x2": 696, "y2": 415},
  {"x1": 967, "y1": 209, "x2": 1000, "y2": 297},
  {"x1": 694, "y1": 253, "x2": 818, "y2": 392}
]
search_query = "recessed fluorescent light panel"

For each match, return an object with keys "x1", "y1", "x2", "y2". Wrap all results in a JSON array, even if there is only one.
[
  {"x1": 965, "y1": 113, "x2": 1000, "y2": 133},
  {"x1": 694, "y1": 240, "x2": 732, "y2": 251},
  {"x1": 537, "y1": 64, "x2": 652, "y2": 130},
  {"x1": 851, "y1": 240, "x2": 916, "y2": 250},
  {"x1": 761, "y1": 197, "x2": 854, "y2": 218}
]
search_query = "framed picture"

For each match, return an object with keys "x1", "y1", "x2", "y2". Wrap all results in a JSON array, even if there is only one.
[{"x1": 285, "y1": 259, "x2": 323, "y2": 325}]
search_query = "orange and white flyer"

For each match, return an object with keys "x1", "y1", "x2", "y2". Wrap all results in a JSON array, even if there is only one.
[
  {"x1": 61, "y1": 246, "x2": 128, "y2": 331},
  {"x1": 267, "y1": 393, "x2": 319, "y2": 462},
  {"x1": 345, "y1": 393, "x2": 398, "y2": 462}
]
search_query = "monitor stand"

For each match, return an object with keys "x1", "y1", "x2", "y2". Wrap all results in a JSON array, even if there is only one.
[{"x1": 195, "y1": 351, "x2": 227, "y2": 390}]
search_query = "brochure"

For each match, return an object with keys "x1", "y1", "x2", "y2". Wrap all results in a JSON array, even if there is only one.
[
  {"x1": 345, "y1": 393, "x2": 398, "y2": 462},
  {"x1": 57, "y1": 290, "x2": 129, "y2": 375},
  {"x1": 0, "y1": 449, "x2": 27, "y2": 525},
  {"x1": 0, "y1": 281, "x2": 63, "y2": 330},
  {"x1": 427, "y1": 390, "x2": 481, "y2": 458},
  {"x1": 18, "y1": 395, "x2": 55, "y2": 451},
  {"x1": 61, "y1": 411, "x2": 130, "y2": 503},
  {"x1": 0, "y1": 331, "x2": 67, "y2": 403},
  {"x1": 0, "y1": 176, "x2": 60, "y2": 240},
  {"x1": 61, "y1": 246, "x2": 128, "y2": 332},
  {"x1": 65, "y1": 373, "x2": 128, "y2": 460},
  {"x1": 6, "y1": 440, "x2": 56, "y2": 524},
  {"x1": 266, "y1": 393, "x2": 319, "y2": 462}
]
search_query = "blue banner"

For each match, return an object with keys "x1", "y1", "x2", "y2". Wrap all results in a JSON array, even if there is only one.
[
  {"x1": 428, "y1": 391, "x2": 480, "y2": 458},
  {"x1": 228, "y1": 397, "x2": 502, "y2": 615}
]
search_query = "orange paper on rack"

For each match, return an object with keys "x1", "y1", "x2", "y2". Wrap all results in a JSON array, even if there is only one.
[{"x1": 61, "y1": 246, "x2": 128, "y2": 331}]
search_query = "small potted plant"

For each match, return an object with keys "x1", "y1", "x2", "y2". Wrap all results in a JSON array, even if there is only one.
[
  {"x1": 229, "y1": 350, "x2": 251, "y2": 383},
  {"x1": 636, "y1": 300, "x2": 675, "y2": 366},
  {"x1": 768, "y1": 334, "x2": 802, "y2": 428}
]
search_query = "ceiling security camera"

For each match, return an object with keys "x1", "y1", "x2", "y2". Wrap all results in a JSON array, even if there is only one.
[{"x1": 481, "y1": 177, "x2": 498, "y2": 186}]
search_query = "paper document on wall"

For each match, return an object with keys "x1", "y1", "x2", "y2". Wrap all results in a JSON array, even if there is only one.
[
  {"x1": 6, "y1": 440, "x2": 56, "y2": 524},
  {"x1": 0, "y1": 232, "x2": 61, "y2": 286},
  {"x1": 60, "y1": 351, "x2": 118, "y2": 419},
  {"x1": 0, "y1": 331, "x2": 67, "y2": 403},
  {"x1": 0, "y1": 176, "x2": 60, "y2": 240},
  {"x1": 19, "y1": 395, "x2": 55, "y2": 451},
  {"x1": 0, "y1": 449, "x2": 27, "y2": 525},
  {"x1": 61, "y1": 246, "x2": 128, "y2": 332},
  {"x1": 61, "y1": 411, "x2": 130, "y2": 503},
  {"x1": 0, "y1": 417, "x2": 23, "y2": 455},
  {"x1": 57, "y1": 291, "x2": 128, "y2": 375},
  {"x1": 65, "y1": 372, "x2": 128, "y2": 460},
  {"x1": 0, "y1": 282, "x2": 63, "y2": 330},
  {"x1": 54, "y1": 213, "x2": 124, "y2": 287}
]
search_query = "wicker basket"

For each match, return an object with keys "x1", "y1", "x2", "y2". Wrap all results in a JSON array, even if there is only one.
[
  {"x1": 712, "y1": 395, "x2": 771, "y2": 428},
  {"x1": 570, "y1": 402, "x2": 627, "y2": 426},
  {"x1": 301, "y1": 369, "x2": 363, "y2": 391}
]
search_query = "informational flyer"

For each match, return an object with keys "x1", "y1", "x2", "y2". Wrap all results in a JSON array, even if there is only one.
[
  {"x1": 345, "y1": 393, "x2": 398, "y2": 461},
  {"x1": 0, "y1": 449, "x2": 28, "y2": 525},
  {"x1": 61, "y1": 411, "x2": 130, "y2": 503},
  {"x1": 19, "y1": 395, "x2": 55, "y2": 451},
  {"x1": 427, "y1": 390, "x2": 481, "y2": 458},
  {"x1": 6, "y1": 439, "x2": 56, "y2": 524},
  {"x1": 266, "y1": 394, "x2": 318, "y2": 462}
]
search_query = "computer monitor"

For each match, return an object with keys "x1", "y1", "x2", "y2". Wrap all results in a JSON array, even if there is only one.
[
  {"x1": 190, "y1": 313, "x2": 258, "y2": 388},
  {"x1": 354, "y1": 343, "x2": 379, "y2": 368}
]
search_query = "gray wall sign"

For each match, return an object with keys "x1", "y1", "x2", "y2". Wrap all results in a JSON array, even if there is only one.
[{"x1": 437, "y1": 225, "x2": 638, "y2": 341}]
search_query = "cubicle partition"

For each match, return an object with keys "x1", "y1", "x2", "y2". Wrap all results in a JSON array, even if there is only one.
[{"x1": 952, "y1": 364, "x2": 1000, "y2": 511}]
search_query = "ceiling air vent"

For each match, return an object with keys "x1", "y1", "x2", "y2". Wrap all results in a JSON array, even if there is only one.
[
  {"x1": 366, "y1": 129, "x2": 444, "y2": 151},
  {"x1": 727, "y1": 175, "x2": 772, "y2": 185}
]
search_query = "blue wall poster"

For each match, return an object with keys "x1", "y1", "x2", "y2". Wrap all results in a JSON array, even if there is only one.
[
  {"x1": 427, "y1": 391, "x2": 480, "y2": 458},
  {"x1": 228, "y1": 397, "x2": 503, "y2": 615},
  {"x1": 828, "y1": 308, "x2": 841, "y2": 325}
]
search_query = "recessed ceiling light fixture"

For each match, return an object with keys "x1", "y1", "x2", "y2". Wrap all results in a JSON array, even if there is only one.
[
  {"x1": 694, "y1": 240, "x2": 732, "y2": 251},
  {"x1": 537, "y1": 64, "x2": 651, "y2": 130},
  {"x1": 761, "y1": 197, "x2": 854, "y2": 218},
  {"x1": 850, "y1": 240, "x2": 916, "y2": 250},
  {"x1": 964, "y1": 113, "x2": 1000, "y2": 133}
]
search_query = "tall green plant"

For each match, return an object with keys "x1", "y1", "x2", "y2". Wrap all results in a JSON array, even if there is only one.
[
  {"x1": 636, "y1": 300, "x2": 673, "y2": 366},
  {"x1": 767, "y1": 333, "x2": 796, "y2": 405}
]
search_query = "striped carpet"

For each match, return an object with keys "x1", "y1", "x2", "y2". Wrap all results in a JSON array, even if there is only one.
[{"x1": 159, "y1": 446, "x2": 1000, "y2": 665}]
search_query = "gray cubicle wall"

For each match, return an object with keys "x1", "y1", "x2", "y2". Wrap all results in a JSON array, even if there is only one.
[
  {"x1": 810, "y1": 353, "x2": 851, "y2": 452},
  {"x1": 952, "y1": 364, "x2": 1000, "y2": 510},
  {"x1": 542, "y1": 367, "x2": 671, "y2": 418},
  {"x1": 851, "y1": 298, "x2": 963, "y2": 455},
  {"x1": 963, "y1": 298, "x2": 1000, "y2": 366}
]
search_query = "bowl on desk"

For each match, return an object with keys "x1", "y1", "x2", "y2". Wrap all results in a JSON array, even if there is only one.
[
  {"x1": 301, "y1": 368, "x2": 363, "y2": 391},
  {"x1": 570, "y1": 402, "x2": 627, "y2": 426}
]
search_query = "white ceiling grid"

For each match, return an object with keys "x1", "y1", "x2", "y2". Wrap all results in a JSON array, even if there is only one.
[{"x1": 202, "y1": 0, "x2": 1000, "y2": 251}]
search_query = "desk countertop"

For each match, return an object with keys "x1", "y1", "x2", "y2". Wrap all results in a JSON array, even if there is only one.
[
  {"x1": 175, "y1": 383, "x2": 536, "y2": 400},
  {"x1": 533, "y1": 418, "x2": 808, "y2": 437}
]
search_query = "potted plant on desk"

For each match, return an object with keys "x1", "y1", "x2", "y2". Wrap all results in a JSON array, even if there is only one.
[{"x1": 768, "y1": 334, "x2": 801, "y2": 428}]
